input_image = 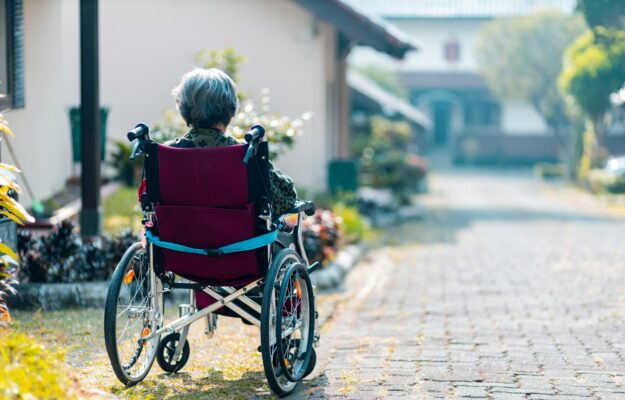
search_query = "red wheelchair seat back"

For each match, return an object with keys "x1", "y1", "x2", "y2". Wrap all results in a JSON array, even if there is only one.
[{"x1": 143, "y1": 141, "x2": 271, "y2": 286}]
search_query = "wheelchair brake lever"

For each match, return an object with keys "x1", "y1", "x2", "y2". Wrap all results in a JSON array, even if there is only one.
[{"x1": 130, "y1": 141, "x2": 142, "y2": 160}]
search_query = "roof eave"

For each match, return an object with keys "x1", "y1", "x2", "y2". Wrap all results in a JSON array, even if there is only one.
[{"x1": 293, "y1": 0, "x2": 418, "y2": 59}]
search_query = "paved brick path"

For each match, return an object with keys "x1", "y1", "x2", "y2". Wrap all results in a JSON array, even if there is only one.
[{"x1": 297, "y1": 169, "x2": 625, "y2": 399}]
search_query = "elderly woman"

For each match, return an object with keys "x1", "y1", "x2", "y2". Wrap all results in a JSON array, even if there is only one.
[{"x1": 166, "y1": 68, "x2": 298, "y2": 216}]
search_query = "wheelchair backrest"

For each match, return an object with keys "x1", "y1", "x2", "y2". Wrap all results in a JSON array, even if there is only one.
[
  {"x1": 143, "y1": 141, "x2": 271, "y2": 209},
  {"x1": 141, "y1": 140, "x2": 272, "y2": 286}
]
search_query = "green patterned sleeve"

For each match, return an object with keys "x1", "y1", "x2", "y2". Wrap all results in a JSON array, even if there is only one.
[{"x1": 267, "y1": 161, "x2": 298, "y2": 216}]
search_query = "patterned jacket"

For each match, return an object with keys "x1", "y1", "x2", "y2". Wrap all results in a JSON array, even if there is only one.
[{"x1": 166, "y1": 128, "x2": 298, "y2": 216}]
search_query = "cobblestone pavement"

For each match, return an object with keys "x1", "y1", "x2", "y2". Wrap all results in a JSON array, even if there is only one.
[{"x1": 296, "y1": 169, "x2": 625, "y2": 399}]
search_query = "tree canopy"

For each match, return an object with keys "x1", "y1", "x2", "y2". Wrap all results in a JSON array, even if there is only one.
[
  {"x1": 354, "y1": 65, "x2": 409, "y2": 100},
  {"x1": 560, "y1": 27, "x2": 625, "y2": 129},
  {"x1": 577, "y1": 0, "x2": 625, "y2": 30},
  {"x1": 476, "y1": 11, "x2": 583, "y2": 135}
]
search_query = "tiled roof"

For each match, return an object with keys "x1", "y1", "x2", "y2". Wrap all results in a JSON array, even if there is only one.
[{"x1": 344, "y1": 0, "x2": 576, "y2": 18}]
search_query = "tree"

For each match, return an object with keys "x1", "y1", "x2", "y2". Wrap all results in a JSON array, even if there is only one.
[
  {"x1": 577, "y1": 0, "x2": 625, "y2": 30},
  {"x1": 476, "y1": 11, "x2": 584, "y2": 144},
  {"x1": 560, "y1": 27, "x2": 625, "y2": 146},
  {"x1": 354, "y1": 65, "x2": 408, "y2": 100}
]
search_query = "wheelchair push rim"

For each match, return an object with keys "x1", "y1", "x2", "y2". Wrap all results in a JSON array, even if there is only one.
[
  {"x1": 260, "y1": 249, "x2": 315, "y2": 396},
  {"x1": 275, "y1": 262, "x2": 315, "y2": 382},
  {"x1": 104, "y1": 243, "x2": 162, "y2": 385}
]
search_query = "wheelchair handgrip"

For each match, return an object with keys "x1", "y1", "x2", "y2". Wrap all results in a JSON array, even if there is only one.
[
  {"x1": 127, "y1": 123, "x2": 150, "y2": 142},
  {"x1": 244, "y1": 124, "x2": 266, "y2": 143}
]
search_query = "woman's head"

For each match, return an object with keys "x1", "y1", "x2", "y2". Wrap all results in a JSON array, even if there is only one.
[{"x1": 172, "y1": 68, "x2": 238, "y2": 130}]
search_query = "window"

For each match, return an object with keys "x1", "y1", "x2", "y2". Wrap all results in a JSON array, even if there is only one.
[
  {"x1": 463, "y1": 101, "x2": 501, "y2": 127},
  {"x1": 444, "y1": 38, "x2": 460, "y2": 64},
  {"x1": 0, "y1": 0, "x2": 24, "y2": 110}
]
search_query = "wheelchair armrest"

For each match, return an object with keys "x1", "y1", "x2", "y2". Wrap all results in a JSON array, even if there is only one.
[{"x1": 284, "y1": 200, "x2": 316, "y2": 216}]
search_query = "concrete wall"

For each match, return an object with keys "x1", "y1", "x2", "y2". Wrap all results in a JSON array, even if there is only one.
[{"x1": 6, "y1": 0, "x2": 337, "y2": 205}]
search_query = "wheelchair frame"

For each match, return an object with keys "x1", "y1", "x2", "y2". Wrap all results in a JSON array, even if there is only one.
[
  {"x1": 137, "y1": 208, "x2": 318, "y2": 346},
  {"x1": 104, "y1": 123, "x2": 320, "y2": 397}
]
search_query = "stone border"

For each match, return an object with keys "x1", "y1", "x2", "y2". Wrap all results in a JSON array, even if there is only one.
[
  {"x1": 8, "y1": 281, "x2": 109, "y2": 311},
  {"x1": 8, "y1": 245, "x2": 366, "y2": 311},
  {"x1": 310, "y1": 244, "x2": 366, "y2": 290}
]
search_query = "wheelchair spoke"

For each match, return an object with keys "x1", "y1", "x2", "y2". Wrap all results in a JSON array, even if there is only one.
[{"x1": 105, "y1": 243, "x2": 161, "y2": 384}]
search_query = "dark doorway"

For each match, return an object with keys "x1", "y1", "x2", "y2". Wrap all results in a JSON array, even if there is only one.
[{"x1": 432, "y1": 102, "x2": 452, "y2": 145}]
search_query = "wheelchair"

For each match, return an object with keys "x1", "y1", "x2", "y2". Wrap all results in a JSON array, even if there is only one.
[{"x1": 103, "y1": 123, "x2": 320, "y2": 397}]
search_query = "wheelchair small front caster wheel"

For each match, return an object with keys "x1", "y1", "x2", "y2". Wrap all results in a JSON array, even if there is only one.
[{"x1": 157, "y1": 332, "x2": 190, "y2": 373}]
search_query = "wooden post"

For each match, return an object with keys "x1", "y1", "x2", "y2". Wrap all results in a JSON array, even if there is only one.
[
  {"x1": 337, "y1": 33, "x2": 352, "y2": 159},
  {"x1": 79, "y1": 0, "x2": 101, "y2": 237}
]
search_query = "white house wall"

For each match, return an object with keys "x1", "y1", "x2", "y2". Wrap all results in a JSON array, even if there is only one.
[
  {"x1": 501, "y1": 102, "x2": 548, "y2": 135},
  {"x1": 7, "y1": 0, "x2": 334, "y2": 206},
  {"x1": 349, "y1": 17, "x2": 550, "y2": 136},
  {"x1": 350, "y1": 18, "x2": 483, "y2": 73},
  {"x1": 4, "y1": 0, "x2": 73, "y2": 207}
]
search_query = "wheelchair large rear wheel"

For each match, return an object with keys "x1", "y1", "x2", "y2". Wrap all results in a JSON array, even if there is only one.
[
  {"x1": 260, "y1": 249, "x2": 315, "y2": 397},
  {"x1": 104, "y1": 243, "x2": 162, "y2": 386}
]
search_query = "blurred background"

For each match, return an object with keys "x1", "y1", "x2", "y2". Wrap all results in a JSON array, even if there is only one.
[
  {"x1": 3, "y1": 1, "x2": 625, "y2": 398},
  {"x1": 1, "y1": 0, "x2": 624, "y2": 230}
]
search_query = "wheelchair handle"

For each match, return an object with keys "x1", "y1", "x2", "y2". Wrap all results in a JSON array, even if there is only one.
[
  {"x1": 244, "y1": 124, "x2": 266, "y2": 143},
  {"x1": 127, "y1": 123, "x2": 150, "y2": 142},
  {"x1": 129, "y1": 141, "x2": 142, "y2": 160}
]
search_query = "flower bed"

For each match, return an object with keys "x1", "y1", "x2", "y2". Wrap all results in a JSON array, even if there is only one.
[{"x1": 17, "y1": 221, "x2": 136, "y2": 284}]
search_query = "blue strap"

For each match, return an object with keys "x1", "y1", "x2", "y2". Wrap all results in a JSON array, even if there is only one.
[{"x1": 145, "y1": 229, "x2": 278, "y2": 256}]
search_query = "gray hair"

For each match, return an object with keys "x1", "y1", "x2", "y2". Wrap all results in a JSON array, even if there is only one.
[{"x1": 172, "y1": 68, "x2": 239, "y2": 129}]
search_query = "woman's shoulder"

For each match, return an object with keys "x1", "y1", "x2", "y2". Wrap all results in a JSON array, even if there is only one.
[{"x1": 165, "y1": 136, "x2": 196, "y2": 148}]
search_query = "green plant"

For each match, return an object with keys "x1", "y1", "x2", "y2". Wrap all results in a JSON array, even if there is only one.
[
  {"x1": 534, "y1": 163, "x2": 566, "y2": 180},
  {"x1": 149, "y1": 109, "x2": 188, "y2": 144},
  {"x1": 356, "y1": 116, "x2": 427, "y2": 204},
  {"x1": 18, "y1": 220, "x2": 137, "y2": 284},
  {"x1": 0, "y1": 114, "x2": 34, "y2": 324},
  {"x1": 109, "y1": 140, "x2": 142, "y2": 186},
  {"x1": 476, "y1": 12, "x2": 583, "y2": 145},
  {"x1": 585, "y1": 168, "x2": 625, "y2": 193},
  {"x1": 285, "y1": 209, "x2": 342, "y2": 267},
  {"x1": 332, "y1": 202, "x2": 369, "y2": 243},
  {"x1": 354, "y1": 65, "x2": 408, "y2": 99},
  {"x1": 577, "y1": 0, "x2": 625, "y2": 31},
  {"x1": 103, "y1": 185, "x2": 142, "y2": 233},
  {"x1": 0, "y1": 331, "x2": 77, "y2": 399},
  {"x1": 560, "y1": 27, "x2": 625, "y2": 148}
]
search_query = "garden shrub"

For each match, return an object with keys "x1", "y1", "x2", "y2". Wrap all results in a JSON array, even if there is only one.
[
  {"x1": 286, "y1": 209, "x2": 342, "y2": 267},
  {"x1": 332, "y1": 202, "x2": 369, "y2": 243},
  {"x1": 0, "y1": 112, "x2": 34, "y2": 323},
  {"x1": 354, "y1": 116, "x2": 427, "y2": 205},
  {"x1": 534, "y1": 163, "x2": 566, "y2": 180},
  {"x1": 18, "y1": 221, "x2": 137, "y2": 283},
  {"x1": 0, "y1": 331, "x2": 77, "y2": 399},
  {"x1": 109, "y1": 140, "x2": 142, "y2": 186},
  {"x1": 586, "y1": 168, "x2": 625, "y2": 193}
]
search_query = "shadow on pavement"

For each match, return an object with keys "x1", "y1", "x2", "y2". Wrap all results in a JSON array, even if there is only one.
[
  {"x1": 113, "y1": 369, "x2": 273, "y2": 400},
  {"x1": 385, "y1": 205, "x2": 618, "y2": 247}
]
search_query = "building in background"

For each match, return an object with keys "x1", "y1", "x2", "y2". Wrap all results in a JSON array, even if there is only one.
[
  {"x1": 349, "y1": 70, "x2": 430, "y2": 154},
  {"x1": 348, "y1": 0, "x2": 576, "y2": 164},
  {"x1": 0, "y1": 0, "x2": 416, "y2": 207}
]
